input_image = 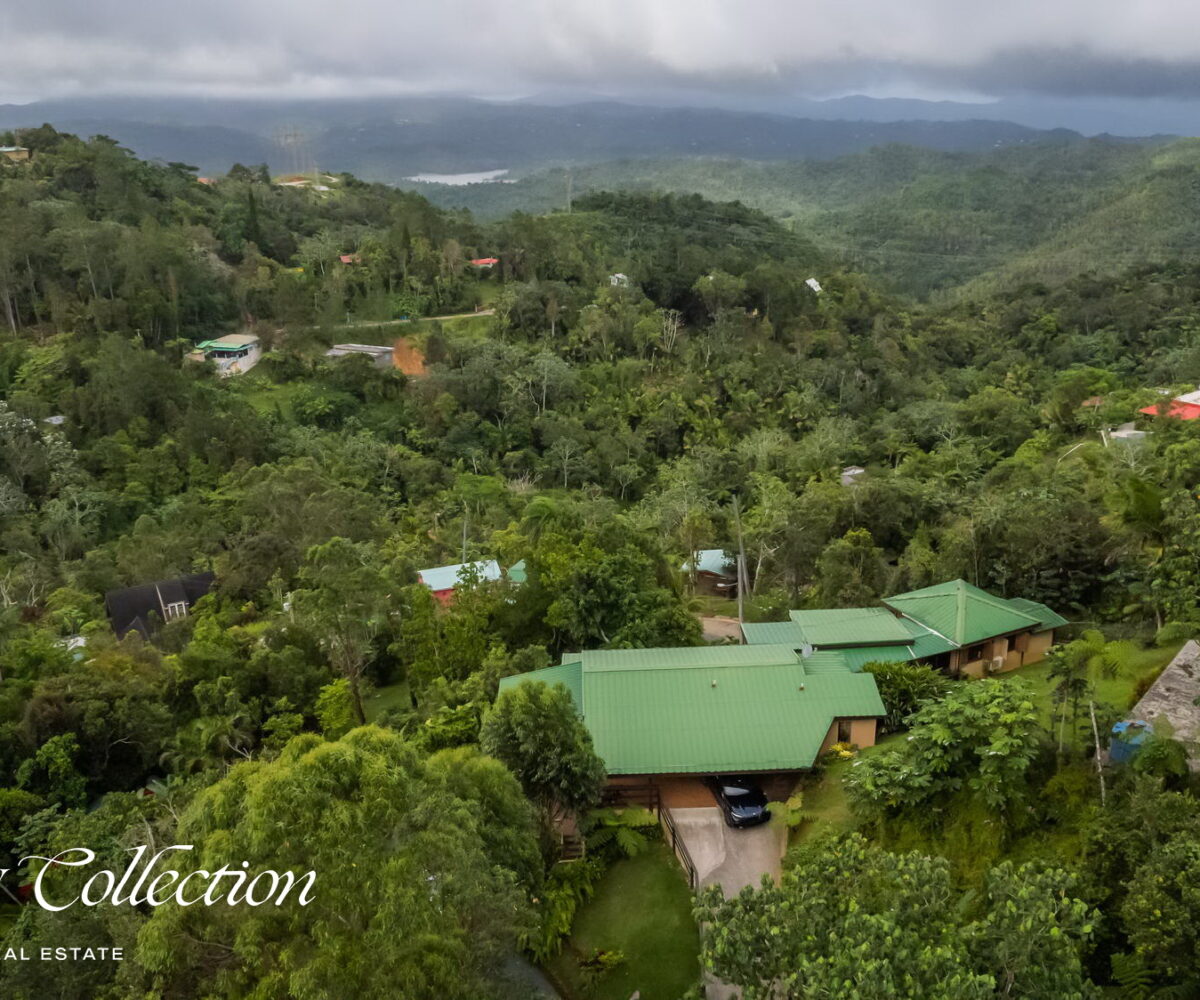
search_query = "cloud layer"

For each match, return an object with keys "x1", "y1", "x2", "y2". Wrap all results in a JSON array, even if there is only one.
[{"x1": 6, "y1": 1, "x2": 1200, "y2": 102}]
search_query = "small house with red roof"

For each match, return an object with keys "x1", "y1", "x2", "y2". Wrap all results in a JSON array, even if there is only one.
[
  {"x1": 470, "y1": 257, "x2": 499, "y2": 268},
  {"x1": 1139, "y1": 389, "x2": 1200, "y2": 421}
]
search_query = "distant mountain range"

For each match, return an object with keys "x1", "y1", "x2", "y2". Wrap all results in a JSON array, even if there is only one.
[{"x1": 0, "y1": 95, "x2": 1162, "y2": 182}]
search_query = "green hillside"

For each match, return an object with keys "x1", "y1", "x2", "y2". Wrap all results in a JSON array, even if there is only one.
[{"x1": 411, "y1": 138, "x2": 1197, "y2": 298}]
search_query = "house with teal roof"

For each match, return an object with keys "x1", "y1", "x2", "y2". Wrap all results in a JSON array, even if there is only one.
[
  {"x1": 743, "y1": 580, "x2": 1067, "y2": 678},
  {"x1": 681, "y1": 548, "x2": 737, "y2": 597},
  {"x1": 497, "y1": 644, "x2": 885, "y2": 792}
]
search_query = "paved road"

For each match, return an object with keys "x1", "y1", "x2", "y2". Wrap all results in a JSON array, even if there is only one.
[
  {"x1": 670, "y1": 807, "x2": 785, "y2": 1000},
  {"x1": 330, "y1": 308, "x2": 495, "y2": 329}
]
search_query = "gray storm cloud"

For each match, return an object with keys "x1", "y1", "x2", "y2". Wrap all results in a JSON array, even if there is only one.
[{"x1": 5, "y1": 0, "x2": 1200, "y2": 101}]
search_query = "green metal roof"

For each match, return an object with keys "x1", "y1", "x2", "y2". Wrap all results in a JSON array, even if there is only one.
[
  {"x1": 575, "y1": 645, "x2": 801, "y2": 671},
  {"x1": 682, "y1": 548, "x2": 734, "y2": 576},
  {"x1": 740, "y1": 621, "x2": 806, "y2": 645},
  {"x1": 1007, "y1": 598, "x2": 1069, "y2": 631},
  {"x1": 743, "y1": 608, "x2": 957, "y2": 668},
  {"x1": 499, "y1": 661, "x2": 583, "y2": 710},
  {"x1": 789, "y1": 607, "x2": 914, "y2": 647},
  {"x1": 507, "y1": 559, "x2": 527, "y2": 585},
  {"x1": 883, "y1": 580, "x2": 1044, "y2": 646},
  {"x1": 497, "y1": 644, "x2": 884, "y2": 775}
]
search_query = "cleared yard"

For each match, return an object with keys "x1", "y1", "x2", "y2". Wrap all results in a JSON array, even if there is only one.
[
  {"x1": 789, "y1": 731, "x2": 906, "y2": 847},
  {"x1": 790, "y1": 642, "x2": 1183, "y2": 848},
  {"x1": 364, "y1": 679, "x2": 410, "y2": 722},
  {"x1": 547, "y1": 843, "x2": 699, "y2": 1000},
  {"x1": 997, "y1": 640, "x2": 1183, "y2": 747}
]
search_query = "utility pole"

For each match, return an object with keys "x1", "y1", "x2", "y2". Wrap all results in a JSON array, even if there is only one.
[{"x1": 732, "y1": 495, "x2": 748, "y2": 643}]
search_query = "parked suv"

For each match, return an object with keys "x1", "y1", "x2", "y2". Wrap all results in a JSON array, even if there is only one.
[{"x1": 705, "y1": 776, "x2": 771, "y2": 828}]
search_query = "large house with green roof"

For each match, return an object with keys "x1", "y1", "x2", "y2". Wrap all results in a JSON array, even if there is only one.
[
  {"x1": 497, "y1": 644, "x2": 885, "y2": 797},
  {"x1": 743, "y1": 580, "x2": 1067, "y2": 678}
]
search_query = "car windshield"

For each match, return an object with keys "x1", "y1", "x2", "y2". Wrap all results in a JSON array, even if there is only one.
[{"x1": 722, "y1": 785, "x2": 753, "y2": 797}]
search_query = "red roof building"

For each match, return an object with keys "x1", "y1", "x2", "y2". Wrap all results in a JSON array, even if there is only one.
[
  {"x1": 1140, "y1": 389, "x2": 1200, "y2": 421},
  {"x1": 470, "y1": 257, "x2": 499, "y2": 267}
]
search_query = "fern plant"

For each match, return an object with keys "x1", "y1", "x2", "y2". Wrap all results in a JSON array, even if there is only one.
[{"x1": 583, "y1": 806, "x2": 659, "y2": 859}]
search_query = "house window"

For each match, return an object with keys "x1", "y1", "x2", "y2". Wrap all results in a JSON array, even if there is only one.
[
  {"x1": 837, "y1": 719, "x2": 852, "y2": 743},
  {"x1": 966, "y1": 643, "x2": 987, "y2": 661},
  {"x1": 163, "y1": 601, "x2": 188, "y2": 621}
]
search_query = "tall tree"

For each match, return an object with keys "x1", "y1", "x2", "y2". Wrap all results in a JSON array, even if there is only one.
[
  {"x1": 292, "y1": 538, "x2": 396, "y2": 723},
  {"x1": 480, "y1": 680, "x2": 606, "y2": 830}
]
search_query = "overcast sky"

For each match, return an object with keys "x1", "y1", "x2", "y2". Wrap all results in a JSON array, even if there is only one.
[{"x1": 5, "y1": 0, "x2": 1200, "y2": 105}]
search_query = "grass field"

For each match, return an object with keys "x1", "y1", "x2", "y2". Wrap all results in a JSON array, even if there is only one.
[
  {"x1": 231, "y1": 378, "x2": 308, "y2": 420},
  {"x1": 998, "y1": 641, "x2": 1181, "y2": 726},
  {"x1": 547, "y1": 844, "x2": 699, "y2": 1000},
  {"x1": 790, "y1": 731, "x2": 907, "y2": 847},
  {"x1": 364, "y1": 679, "x2": 411, "y2": 722}
]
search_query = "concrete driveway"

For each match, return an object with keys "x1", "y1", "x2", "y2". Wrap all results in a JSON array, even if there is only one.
[
  {"x1": 671, "y1": 806, "x2": 784, "y2": 895},
  {"x1": 669, "y1": 807, "x2": 785, "y2": 1000}
]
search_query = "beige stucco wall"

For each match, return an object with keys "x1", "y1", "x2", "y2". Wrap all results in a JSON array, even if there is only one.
[
  {"x1": 955, "y1": 636, "x2": 1028, "y2": 676},
  {"x1": 1024, "y1": 630, "x2": 1054, "y2": 664},
  {"x1": 959, "y1": 658, "x2": 986, "y2": 678},
  {"x1": 850, "y1": 718, "x2": 877, "y2": 748},
  {"x1": 955, "y1": 629, "x2": 1056, "y2": 676},
  {"x1": 821, "y1": 717, "x2": 878, "y2": 752}
]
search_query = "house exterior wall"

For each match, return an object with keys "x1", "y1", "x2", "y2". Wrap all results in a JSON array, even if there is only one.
[
  {"x1": 1023, "y1": 630, "x2": 1054, "y2": 663},
  {"x1": 850, "y1": 718, "x2": 877, "y2": 747},
  {"x1": 693, "y1": 570, "x2": 736, "y2": 597},
  {"x1": 954, "y1": 638, "x2": 1005, "y2": 678},
  {"x1": 952, "y1": 629, "x2": 1056, "y2": 676},
  {"x1": 605, "y1": 771, "x2": 807, "y2": 805},
  {"x1": 211, "y1": 343, "x2": 261, "y2": 376},
  {"x1": 820, "y1": 716, "x2": 879, "y2": 752}
]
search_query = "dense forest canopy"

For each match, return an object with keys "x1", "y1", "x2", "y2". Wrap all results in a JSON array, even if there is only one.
[
  {"x1": 411, "y1": 137, "x2": 1200, "y2": 297},
  {"x1": 3, "y1": 126, "x2": 1200, "y2": 997}
]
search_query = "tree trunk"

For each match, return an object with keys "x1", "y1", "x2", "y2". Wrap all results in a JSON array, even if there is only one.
[
  {"x1": 349, "y1": 672, "x2": 367, "y2": 724},
  {"x1": 1, "y1": 285, "x2": 15, "y2": 333},
  {"x1": 1088, "y1": 698, "x2": 1106, "y2": 806}
]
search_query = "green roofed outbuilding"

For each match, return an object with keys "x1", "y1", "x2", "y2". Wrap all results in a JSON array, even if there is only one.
[{"x1": 497, "y1": 644, "x2": 884, "y2": 779}]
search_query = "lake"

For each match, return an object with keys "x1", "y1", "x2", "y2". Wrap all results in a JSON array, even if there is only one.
[{"x1": 405, "y1": 169, "x2": 510, "y2": 185}]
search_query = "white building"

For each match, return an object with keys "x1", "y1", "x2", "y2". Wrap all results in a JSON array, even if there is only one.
[
  {"x1": 325, "y1": 344, "x2": 395, "y2": 368},
  {"x1": 189, "y1": 334, "x2": 262, "y2": 376}
]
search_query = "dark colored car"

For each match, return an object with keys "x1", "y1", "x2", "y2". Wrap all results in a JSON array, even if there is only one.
[{"x1": 705, "y1": 776, "x2": 771, "y2": 828}]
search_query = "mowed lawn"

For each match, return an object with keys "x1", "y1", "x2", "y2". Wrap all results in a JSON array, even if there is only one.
[
  {"x1": 997, "y1": 641, "x2": 1183, "y2": 730},
  {"x1": 363, "y1": 679, "x2": 410, "y2": 722},
  {"x1": 548, "y1": 843, "x2": 699, "y2": 1000},
  {"x1": 790, "y1": 731, "x2": 907, "y2": 847}
]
